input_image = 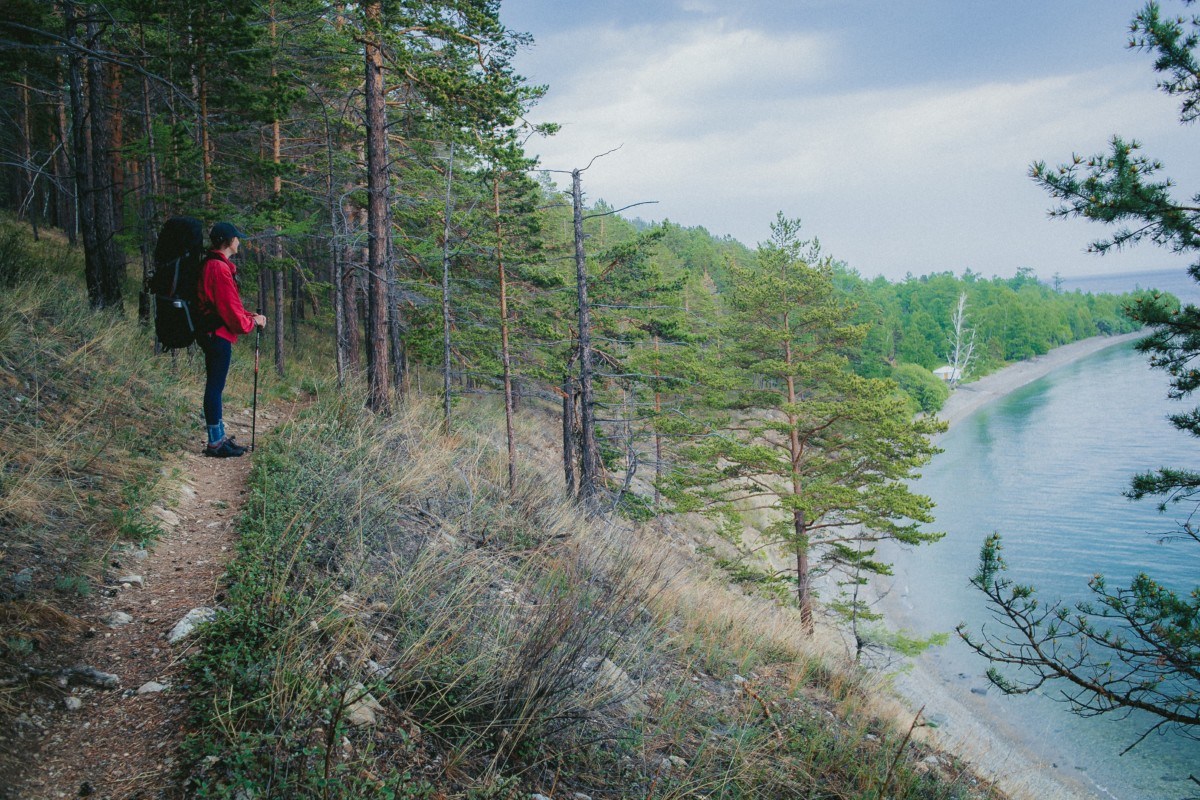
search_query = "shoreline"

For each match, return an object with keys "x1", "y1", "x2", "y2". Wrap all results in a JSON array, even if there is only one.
[
  {"x1": 934, "y1": 331, "x2": 1144, "y2": 431},
  {"x1": 886, "y1": 331, "x2": 1146, "y2": 800}
]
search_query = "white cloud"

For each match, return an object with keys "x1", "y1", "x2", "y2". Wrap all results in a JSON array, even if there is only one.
[{"x1": 520, "y1": 18, "x2": 1200, "y2": 278}]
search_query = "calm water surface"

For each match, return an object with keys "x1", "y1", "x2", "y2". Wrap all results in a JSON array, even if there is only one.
[{"x1": 888, "y1": 339, "x2": 1200, "y2": 799}]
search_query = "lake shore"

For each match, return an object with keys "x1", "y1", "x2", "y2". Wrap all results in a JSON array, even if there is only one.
[
  {"x1": 936, "y1": 331, "x2": 1144, "y2": 430},
  {"x1": 886, "y1": 331, "x2": 1148, "y2": 800}
]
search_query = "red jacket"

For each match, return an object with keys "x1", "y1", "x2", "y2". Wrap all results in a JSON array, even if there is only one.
[{"x1": 197, "y1": 251, "x2": 256, "y2": 343}]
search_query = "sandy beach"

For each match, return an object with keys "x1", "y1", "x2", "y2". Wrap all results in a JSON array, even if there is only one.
[{"x1": 886, "y1": 331, "x2": 1146, "y2": 800}]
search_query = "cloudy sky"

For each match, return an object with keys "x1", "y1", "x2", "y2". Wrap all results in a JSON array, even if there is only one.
[{"x1": 501, "y1": 1, "x2": 1200, "y2": 281}]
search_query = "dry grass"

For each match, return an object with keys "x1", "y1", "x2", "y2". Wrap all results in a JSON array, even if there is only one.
[
  {"x1": 0, "y1": 219, "x2": 196, "y2": 738},
  {"x1": 185, "y1": 389, "x2": 1005, "y2": 800}
]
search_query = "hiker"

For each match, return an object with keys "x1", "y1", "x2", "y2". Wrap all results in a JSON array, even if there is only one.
[{"x1": 196, "y1": 221, "x2": 267, "y2": 458}]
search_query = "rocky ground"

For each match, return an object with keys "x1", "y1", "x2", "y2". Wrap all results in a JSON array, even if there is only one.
[{"x1": 6, "y1": 411, "x2": 275, "y2": 800}]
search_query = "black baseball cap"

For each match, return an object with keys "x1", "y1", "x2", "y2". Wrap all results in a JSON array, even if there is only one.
[{"x1": 210, "y1": 221, "x2": 247, "y2": 243}]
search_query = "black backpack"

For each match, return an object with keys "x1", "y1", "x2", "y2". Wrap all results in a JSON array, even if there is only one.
[{"x1": 150, "y1": 216, "x2": 213, "y2": 349}]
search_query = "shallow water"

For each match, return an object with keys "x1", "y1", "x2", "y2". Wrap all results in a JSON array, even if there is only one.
[{"x1": 886, "y1": 341, "x2": 1200, "y2": 799}]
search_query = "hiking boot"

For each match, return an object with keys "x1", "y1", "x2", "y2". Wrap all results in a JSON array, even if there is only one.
[{"x1": 204, "y1": 437, "x2": 247, "y2": 458}]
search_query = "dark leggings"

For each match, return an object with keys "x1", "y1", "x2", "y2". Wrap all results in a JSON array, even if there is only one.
[{"x1": 198, "y1": 333, "x2": 232, "y2": 426}]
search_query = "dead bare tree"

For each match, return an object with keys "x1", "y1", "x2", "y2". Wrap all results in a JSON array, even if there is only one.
[{"x1": 946, "y1": 291, "x2": 975, "y2": 388}]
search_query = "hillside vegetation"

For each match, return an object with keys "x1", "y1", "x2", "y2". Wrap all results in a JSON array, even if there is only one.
[
  {"x1": 0, "y1": 220, "x2": 1015, "y2": 799},
  {"x1": 183, "y1": 390, "x2": 998, "y2": 800}
]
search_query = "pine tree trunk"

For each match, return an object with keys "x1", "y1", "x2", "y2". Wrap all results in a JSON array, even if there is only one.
[
  {"x1": 494, "y1": 171, "x2": 517, "y2": 491},
  {"x1": 572, "y1": 169, "x2": 601, "y2": 506},
  {"x1": 137, "y1": 47, "x2": 158, "y2": 325},
  {"x1": 341, "y1": 209, "x2": 361, "y2": 371},
  {"x1": 562, "y1": 356, "x2": 577, "y2": 500},
  {"x1": 441, "y1": 143, "x2": 455, "y2": 433},
  {"x1": 363, "y1": 1, "x2": 390, "y2": 413},
  {"x1": 86, "y1": 12, "x2": 123, "y2": 309},
  {"x1": 107, "y1": 62, "x2": 123, "y2": 235},
  {"x1": 65, "y1": 2, "x2": 103, "y2": 308},
  {"x1": 273, "y1": 266, "x2": 285, "y2": 376},
  {"x1": 269, "y1": 11, "x2": 287, "y2": 378},
  {"x1": 53, "y1": 59, "x2": 76, "y2": 243},
  {"x1": 653, "y1": 335, "x2": 662, "y2": 506},
  {"x1": 785, "y1": 330, "x2": 814, "y2": 633},
  {"x1": 16, "y1": 63, "x2": 33, "y2": 230}
]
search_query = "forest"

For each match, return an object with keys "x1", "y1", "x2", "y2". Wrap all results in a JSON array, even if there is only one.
[
  {"x1": 0, "y1": 2, "x2": 1165, "y2": 798},
  {"x1": 0, "y1": 0, "x2": 1154, "y2": 686}
]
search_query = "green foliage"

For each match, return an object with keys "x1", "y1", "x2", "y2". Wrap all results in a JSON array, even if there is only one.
[
  {"x1": 52, "y1": 575, "x2": 91, "y2": 597},
  {"x1": 667, "y1": 214, "x2": 945, "y2": 625},
  {"x1": 892, "y1": 362, "x2": 950, "y2": 414},
  {"x1": 838, "y1": 268, "x2": 1145, "y2": 380}
]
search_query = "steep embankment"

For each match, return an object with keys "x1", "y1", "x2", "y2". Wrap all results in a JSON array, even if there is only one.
[
  {"x1": 12, "y1": 411, "x2": 271, "y2": 798},
  {"x1": 0, "y1": 222, "x2": 291, "y2": 798},
  {"x1": 176, "y1": 393, "x2": 1007, "y2": 800}
]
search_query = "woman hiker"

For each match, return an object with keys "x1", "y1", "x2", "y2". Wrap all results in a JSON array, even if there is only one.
[{"x1": 196, "y1": 221, "x2": 267, "y2": 458}]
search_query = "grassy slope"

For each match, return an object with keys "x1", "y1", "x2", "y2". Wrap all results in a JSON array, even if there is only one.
[
  {"x1": 0, "y1": 219, "x2": 290, "y2": 785},
  {"x1": 184, "y1": 393, "x2": 1002, "y2": 799},
  {"x1": 0, "y1": 221, "x2": 1002, "y2": 799}
]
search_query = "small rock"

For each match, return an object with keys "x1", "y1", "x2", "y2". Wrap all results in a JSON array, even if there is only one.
[
  {"x1": 572, "y1": 794, "x2": 592, "y2": 800},
  {"x1": 128, "y1": 549, "x2": 149, "y2": 561},
  {"x1": 668, "y1": 755, "x2": 687, "y2": 769},
  {"x1": 345, "y1": 683, "x2": 384, "y2": 727},
  {"x1": 64, "y1": 697, "x2": 83, "y2": 711},
  {"x1": 137, "y1": 681, "x2": 167, "y2": 694},
  {"x1": 102, "y1": 611, "x2": 133, "y2": 627},
  {"x1": 531, "y1": 795, "x2": 552, "y2": 800},
  {"x1": 69, "y1": 666, "x2": 120, "y2": 689},
  {"x1": 12, "y1": 568, "x2": 34, "y2": 595},
  {"x1": 731, "y1": 674, "x2": 746, "y2": 684},
  {"x1": 970, "y1": 686, "x2": 988, "y2": 696},
  {"x1": 168, "y1": 607, "x2": 217, "y2": 644},
  {"x1": 116, "y1": 575, "x2": 144, "y2": 588},
  {"x1": 365, "y1": 659, "x2": 391, "y2": 680},
  {"x1": 151, "y1": 506, "x2": 181, "y2": 526}
]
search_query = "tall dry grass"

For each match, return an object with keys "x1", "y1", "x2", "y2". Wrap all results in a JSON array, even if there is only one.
[{"x1": 186, "y1": 389, "x2": 1003, "y2": 800}]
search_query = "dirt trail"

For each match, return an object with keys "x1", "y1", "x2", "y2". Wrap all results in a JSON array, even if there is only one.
[{"x1": 14, "y1": 410, "x2": 282, "y2": 800}]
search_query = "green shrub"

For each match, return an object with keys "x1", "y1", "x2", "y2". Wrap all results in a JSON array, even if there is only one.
[{"x1": 892, "y1": 362, "x2": 951, "y2": 414}]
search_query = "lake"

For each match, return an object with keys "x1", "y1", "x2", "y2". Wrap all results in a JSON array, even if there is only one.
[{"x1": 885, "y1": 269, "x2": 1200, "y2": 799}]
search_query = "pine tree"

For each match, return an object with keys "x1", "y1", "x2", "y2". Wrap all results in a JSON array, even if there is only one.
[{"x1": 670, "y1": 215, "x2": 943, "y2": 632}]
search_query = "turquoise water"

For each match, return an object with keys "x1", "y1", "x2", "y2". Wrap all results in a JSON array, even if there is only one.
[{"x1": 888, "y1": 341, "x2": 1200, "y2": 799}]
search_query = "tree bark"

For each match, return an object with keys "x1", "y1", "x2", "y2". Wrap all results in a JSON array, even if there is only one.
[
  {"x1": 494, "y1": 170, "x2": 517, "y2": 491},
  {"x1": 572, "y1": 169, "x2": 601, "y2": 506},
  {"x1": 440, "y1": 143, "x2": 455, "y2": 433},
  {"x1": 784, "y1": 318, "x2": 814, "y2": 633},
  {"x1": 137, "y1": 41, "x2": 158, "y2": 325},
  {"x1": 562, "y1": 351, "x2": 578, "y2": 500},
  {"x1": 85, "y1": 11, "x2": 123, "y2": 308},
  {"x1": 53, "y1": 58, "x2": 76, "y2": 243},
  {"x1": 363, "y1": 1, "x2": 390, "y2": 413},
  {"x1": 65, "y1": 2, "x2": 105, "y2": 309}
]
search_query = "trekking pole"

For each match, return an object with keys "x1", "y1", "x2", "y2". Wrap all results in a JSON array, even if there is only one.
[{"x1": 252, "y1": 309, "x2": 261, "y2": 452}]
